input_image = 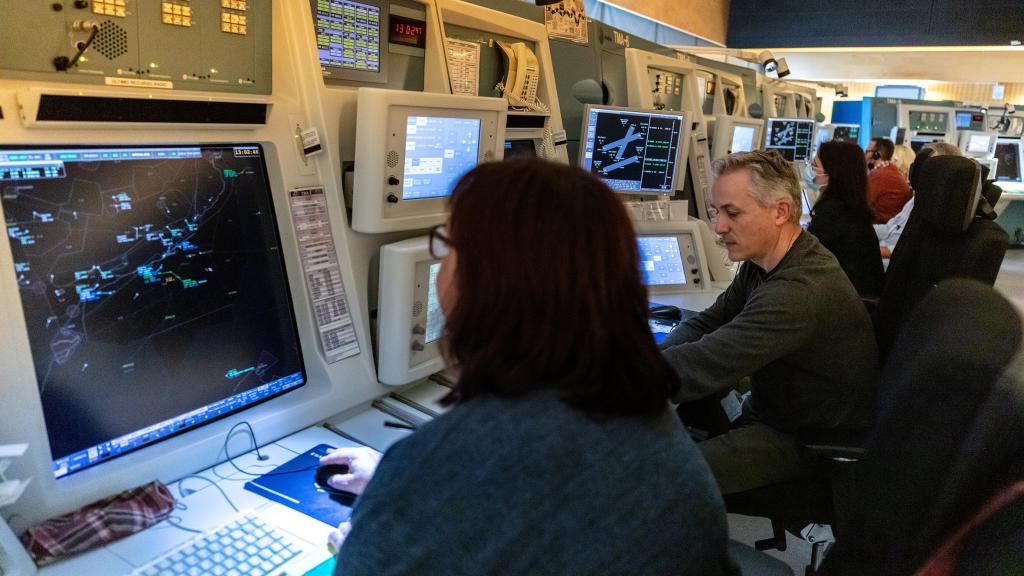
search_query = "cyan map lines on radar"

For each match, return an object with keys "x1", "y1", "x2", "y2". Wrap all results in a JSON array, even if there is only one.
[{"x1": 3, "y1": 148, "x2": 268, "y2": 395}]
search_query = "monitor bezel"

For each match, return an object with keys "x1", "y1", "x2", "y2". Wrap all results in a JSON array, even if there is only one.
[
  {"x1": 577, "y1": 103, "x2": 689, "y2": 196},
  {"x1": 309, "y1": 0, "x2": 389, "y2": 85},
  {"x1": 994, "y1": 138, "x2": 1023, "y2": 183},
  {"x1": 0, "y1": 142, "x2": 308, "y2": 479}
]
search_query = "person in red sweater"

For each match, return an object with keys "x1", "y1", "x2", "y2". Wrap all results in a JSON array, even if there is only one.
[{"x1": 865, "y1": 137, "x2": 912, "y2": 223}]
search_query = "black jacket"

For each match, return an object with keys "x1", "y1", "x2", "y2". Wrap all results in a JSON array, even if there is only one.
[{"x1": 807, "y1": 196, "x2": 885, "y2": 298}]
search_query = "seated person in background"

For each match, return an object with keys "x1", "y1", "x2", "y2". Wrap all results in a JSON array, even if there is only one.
[
  {"x1": 890, "y1": 143, "x2": 916, "y2": 180},
  {"x1": 875, "y1": 143, "x2": 961, "y2": 258},
  {"x1": 660, "y1": 150, "x2": 879, "y2": 495},
  {"x1": 866, "y1": 137, "x2": 913, "y2": 223},
  {"x1": 323, "y1": 160, "x2": 737, "y2": 576},
  {"x1": 806, "y1": 141, "x2": 885, "y2": 297}
]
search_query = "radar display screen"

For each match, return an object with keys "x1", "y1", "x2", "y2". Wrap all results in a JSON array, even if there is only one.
[
  {"x1": 995, "y1": 141, "x2": 1022, "y2": 182},
  {"x1": 832, "y1": 125, "x2": 860, "y2": 144},
  {"x1": 580, "y1": 106, "x2": 685, "y2": 194},
  {"x1": 0, "y1": 144, "x2": 306, "y2": 478},
  {"x1": 764, "y1": 118, "x2": 815, "y2": 161}
]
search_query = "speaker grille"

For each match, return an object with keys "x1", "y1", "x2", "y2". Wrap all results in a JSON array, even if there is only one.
[
  {"x1": 94, "y1": 21, "x2": 128, "y2": 60},
  {"x1": 412, "y1": 300, "x2": 423, "y2": 317},
  {"x1": 386, "y1": 150, "x2": 400, "y2": 168}
]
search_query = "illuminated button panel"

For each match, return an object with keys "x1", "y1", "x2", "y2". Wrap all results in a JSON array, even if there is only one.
[
  {"x1": 161, "y1": 1, "x2": 193, "y2": 27},
  {"x1": 222, "y1": 0, "x2": 248, "y2": 9},
  {"x1": 221, "y1": 11, "x2": 248, "y2": 35},
  {"x1": 93, "y1": 0, "x2": 127, "y2": 17}
]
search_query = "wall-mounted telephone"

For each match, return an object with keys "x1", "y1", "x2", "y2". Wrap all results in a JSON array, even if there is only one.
[
  {"x1": 496, "y1": 41, "x2": 541, "y2": 112},
  {"x1": 693, "y1": 218, "x2": 737, "y2": 284}
]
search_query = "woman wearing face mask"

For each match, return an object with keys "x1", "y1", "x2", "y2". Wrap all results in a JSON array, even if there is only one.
[
  {"x1": 806, "y1": 141, "x2": 885, "y2": 298},
  {"x1": 321, "y1": 159, "x2": 738, "y2": 576}
]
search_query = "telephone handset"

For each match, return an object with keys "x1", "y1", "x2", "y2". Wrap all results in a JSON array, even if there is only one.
[{"x1": 496, "y1": 41, "x2": 541, "y2": 112}]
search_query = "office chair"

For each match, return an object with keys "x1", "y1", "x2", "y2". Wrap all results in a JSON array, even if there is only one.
[
  {"x1": 818, "y1": 278, "x2": 1023, "y2": 575},
  {"x1": 873, "y1": 155, "x2": 1009, "y2": 363}
]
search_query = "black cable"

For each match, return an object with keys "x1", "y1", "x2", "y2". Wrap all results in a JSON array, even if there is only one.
[
  {"x1": 67, "y1": 23, "x2": 100, "y2": 69},
  {"x1": 221, "y1": 420, "x2": 319, "y2": 477},
  {"x1": 175, "y1": 475, "x2": 239, "y2": 512}
]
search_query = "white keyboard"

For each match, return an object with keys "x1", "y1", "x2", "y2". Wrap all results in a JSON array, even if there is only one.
[{"x1": 132, "y1": 512, "x2": 303, "y2": 576}]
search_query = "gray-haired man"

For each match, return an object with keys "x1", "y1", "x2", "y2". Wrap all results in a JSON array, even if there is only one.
[{"x1": 661, "y1": 150, "x2": 879, "y2": 494}]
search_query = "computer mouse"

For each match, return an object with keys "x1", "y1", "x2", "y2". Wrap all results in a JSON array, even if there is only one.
[
  {"x1": 650, "y1": 304, "x2": 683, "y2": 321},
  {"x1": 315, "y1": 464, "x2": 357, "y2": 503}
]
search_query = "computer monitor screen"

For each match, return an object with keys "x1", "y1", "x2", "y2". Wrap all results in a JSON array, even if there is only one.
[
  {"x1": 425, "y1": 262, "x2": 445, "y2": 344},
  {"x1": 637, "y1": 236, "x2": 686, "y2": 286},
  {"x1": 966, "y1": 134, "x2": 992, "y2": 154},
  {"x1": 764, "y1": 118, "x2": 815, "y2": 161},
  {"x1": 402, "y1": 116, "x2": 481, "y2": 200},
  {"x1": 0, "y1": 144, "x2": 306, "y2": 478},
  {"x1": 956, "y1": 111, "x2": 972, "y2": 129},
  {"x1": 730, "y1": 125, "x2": 757, "y2": 153},
  {"x1": 875, "y1": 85, "x2": 925, "y2": 100},
  {"x1": 312, "y1": 0, "x2": 384, "y2": 81},
  {"x1": 580, "y1": 106, "x2": 685, "y2": 194},
  {"x1": 504, "y1": 139, "x2": 537, "y2": 159},
  {"x1": 995, "y1": 141, "x2": 1022, "y2": 183},
  {"x1": 832, "y1": 125, "x2": 860, "y2": 143}
]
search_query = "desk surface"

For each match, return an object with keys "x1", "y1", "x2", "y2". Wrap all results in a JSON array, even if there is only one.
[{"x1": 36, "y1": 423, "x2": 388, "y2": 576}]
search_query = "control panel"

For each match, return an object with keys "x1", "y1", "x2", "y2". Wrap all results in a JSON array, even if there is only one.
[
  {"x1": 908, "y1": 110, "x2": 949, "y2": 134},
  {"x1": 0, "y1": 0, "x2": 271, "y2": 94},
  {"x1": 648, "y1": 66, "x2": 683, "y2": 112}
]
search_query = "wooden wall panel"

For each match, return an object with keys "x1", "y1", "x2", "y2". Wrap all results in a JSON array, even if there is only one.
[
  {"x1": 841, "y1": 82, "x2": 1024, "y2": 107},
  {"x1": 603, "y1": 0, "x2": 729, "y2": 46}
]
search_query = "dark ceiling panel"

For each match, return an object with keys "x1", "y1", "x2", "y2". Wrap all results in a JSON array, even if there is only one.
[{"x1": 728, "y1": 0, "x2": 1024, "y2": 47}]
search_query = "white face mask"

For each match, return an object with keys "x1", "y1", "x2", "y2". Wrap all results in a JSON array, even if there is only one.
[{"x1": 804, "y1": 163, "x2": 821, "y2": 191}]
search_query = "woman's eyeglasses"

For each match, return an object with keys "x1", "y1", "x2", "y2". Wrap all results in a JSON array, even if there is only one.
[{"x1": 429, "y1": 224, "x2": 452, "y2": 259}]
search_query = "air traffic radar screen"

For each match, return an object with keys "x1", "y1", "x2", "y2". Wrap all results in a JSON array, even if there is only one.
[
  {"x1": 765, "y1": 118, "x2": 815, "y2": 161},
  {"x1": 580, "y1": 106, "x2": 686, "y2": 194},
  {"x1": 0, "y1": 144, "x2": 306, "y2": 478}
]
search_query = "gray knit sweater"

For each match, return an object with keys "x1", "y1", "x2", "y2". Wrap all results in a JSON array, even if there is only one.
[
  {"x1": 334, "y1": 389, "x2": 737, "y2": 576},
  {"x1": 661, "y1": 231, "x2": 879, "y2": 431}
]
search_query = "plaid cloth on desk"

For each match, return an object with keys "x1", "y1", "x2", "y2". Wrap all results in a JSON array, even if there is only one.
[{"x1": 20, "y1": 480, "x2": 175, "y2": 566}]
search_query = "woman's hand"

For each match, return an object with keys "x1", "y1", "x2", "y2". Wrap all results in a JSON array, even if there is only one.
[{"x1": 319, "y1": 446, "x2": 382, "y2": 495}]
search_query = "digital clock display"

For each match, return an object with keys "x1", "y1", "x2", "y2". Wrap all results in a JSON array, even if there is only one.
[{"x1": 389, "y1": 14, "x2": 426, "y2": 49}]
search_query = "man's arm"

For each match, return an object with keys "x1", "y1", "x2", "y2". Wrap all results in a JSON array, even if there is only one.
[
  {"x1": 662, "y1": 279, "x2": 818, "y2": 403},
  {"x1": 658, "y1": 266, "x2": 749, "y2": 349}
]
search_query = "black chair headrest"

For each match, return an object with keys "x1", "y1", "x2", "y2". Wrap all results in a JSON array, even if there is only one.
[{"x1": 912, "y1": 156, "x2": 983, "y2": 233}]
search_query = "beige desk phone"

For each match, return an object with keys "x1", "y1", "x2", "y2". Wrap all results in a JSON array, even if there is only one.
[{"x1": 496, "y1": 40, "x2": 540, "y2": 111}]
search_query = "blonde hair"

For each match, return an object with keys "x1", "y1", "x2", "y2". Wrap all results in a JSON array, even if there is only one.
[
  {"x1": 712, "y1": 150, "x2": 802, "y2": 223},
  {"x1": 890, "y1": 145, "x2": 916, "y2": 178}
]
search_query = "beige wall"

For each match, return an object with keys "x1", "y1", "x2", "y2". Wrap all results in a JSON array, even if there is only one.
[
  {"x1": 839, "y1": 82, "x2": 1024, "y2": 107},
  {"x1": 603, "y1": 0, "x2": 730, "y2": 46}
]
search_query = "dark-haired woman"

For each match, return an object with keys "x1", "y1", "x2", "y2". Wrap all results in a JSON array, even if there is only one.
[
  {"x1": 807, "y1": 141, "x2": 885, "y2": 298},
  {"x1": 322, "y1": 160, "x2": 736, "y2": 576}
]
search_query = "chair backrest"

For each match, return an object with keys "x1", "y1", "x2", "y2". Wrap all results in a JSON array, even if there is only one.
[
  {"x1": 820, "y1": 278, "x2": 1024, "y2": 576},
  {"x1": 872, "y1": 155, "x2": 1010, "y2": 362}
]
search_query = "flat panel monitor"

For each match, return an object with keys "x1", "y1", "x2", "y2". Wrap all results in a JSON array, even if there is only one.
[
  {"x1": 579, "y1": 105, "x2": 687, "y2": 195},
  {"x1": 875, "y1": 85, "x2": 925, "y2": 100},
  {"x1": 764, "y1": 118, "x2": 816, "y2": 161},
  {"x1": 633, "y1": 220, "x2": 711, "y2": 295},
  {"x1": 955, "y1": 110, "x2": 986, "y2": 131},
  {"x1": 311, "y1": 0, "x2": 387, "y2": 84},
  {"x1": 958, "y1": 131, "x2": 996, "y2": 158},
  {"x1": 0, "y1": 144, "x2": 306, "y2": 479},
  {"x1": 994, "y1": 139, "x2": 1022, "y2": 183},
  {"x1": 831, "y1": 124, "x2": 860, "y2": 144},
  {"x1": 376, "y1": 237, "x2": 445, "y2": 385},
  {"x1": 711, "y1": 117, "x2": 764, "y2": 160},
  {"x1": 352, "y1": 88, "x2": 507, "y2": 233}
]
